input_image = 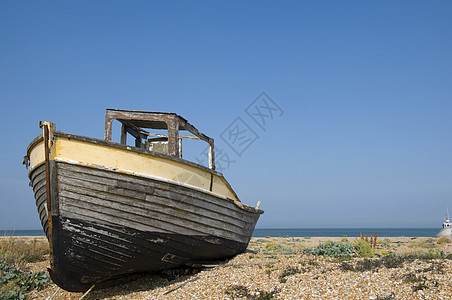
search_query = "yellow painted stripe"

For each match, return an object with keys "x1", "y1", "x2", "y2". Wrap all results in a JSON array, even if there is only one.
[{"x1": 28, "y1": 136, "x2": 239, "y2": 201}]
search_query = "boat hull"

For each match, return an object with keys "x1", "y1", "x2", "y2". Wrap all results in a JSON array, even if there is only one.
[
  {"x1": 436, "y1": 227, "x2": 452, "y2": 238},
  {"x1": 29, "y1": 157, "x2": 261, "y2": 291}
]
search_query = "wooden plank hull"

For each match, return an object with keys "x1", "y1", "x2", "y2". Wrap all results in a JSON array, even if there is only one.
[{"x1": 29, "y1": 159, "x2": 261, "y2": 291}]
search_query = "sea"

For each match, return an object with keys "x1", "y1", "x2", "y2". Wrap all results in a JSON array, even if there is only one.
[
  {"x1": 253, "y1": 228, "x2": 438, "y2": 237},
  {"x1": 1, "y1": 230, "x2": 45, "y2": 236},
  {"x1": 1, "y1": 228, "x2": 439, "y2": 237}
]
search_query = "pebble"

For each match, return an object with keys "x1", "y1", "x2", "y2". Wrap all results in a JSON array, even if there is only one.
[{"x1": 26, "y1": 236, "x2": 452, "y2": 299}]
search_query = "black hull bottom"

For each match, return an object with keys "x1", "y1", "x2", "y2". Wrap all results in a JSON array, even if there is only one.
[{"x1": 51, "y1": 216, "x2": 247, "y2": 292}]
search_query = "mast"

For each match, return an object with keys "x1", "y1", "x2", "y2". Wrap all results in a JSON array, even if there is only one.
[{"x1": 447, "y1": 207, "x2": 450, "y2": 223}]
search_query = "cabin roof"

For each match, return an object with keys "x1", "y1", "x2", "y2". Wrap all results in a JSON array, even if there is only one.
[{"x1": 105, "y1": 108, "x2": 189, "y2": 130}]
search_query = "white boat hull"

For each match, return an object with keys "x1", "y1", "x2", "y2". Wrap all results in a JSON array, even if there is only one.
[{"x1": 436, "y1": 227, "x2": 452, "y2": 237}]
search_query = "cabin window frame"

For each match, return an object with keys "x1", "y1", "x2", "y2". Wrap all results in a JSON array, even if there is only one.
[{"x1": 104, "y1": 109, "x2": 215, "y2": 170}]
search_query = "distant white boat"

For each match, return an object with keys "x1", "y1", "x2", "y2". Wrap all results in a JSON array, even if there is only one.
[{"x1": 436, "y1": 208, "x2": 452, "y2": 237}]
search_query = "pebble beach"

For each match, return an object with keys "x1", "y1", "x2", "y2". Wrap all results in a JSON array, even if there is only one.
[{"x1": 14, "y1": 236, "x2": 452, "y2": 299}]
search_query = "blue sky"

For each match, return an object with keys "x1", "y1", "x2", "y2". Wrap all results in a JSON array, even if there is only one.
[{"x1": 1, "y1": 1, "x2": 451, "y2": 229}]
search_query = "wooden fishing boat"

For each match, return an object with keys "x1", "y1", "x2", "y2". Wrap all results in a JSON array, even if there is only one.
[{"x1": 24, "y1": 109, "x2": 263, "y2": 292}]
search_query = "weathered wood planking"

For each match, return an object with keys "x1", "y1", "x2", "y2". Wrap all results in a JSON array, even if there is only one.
[
  {"x1": 56, "y1": 162, "x2": 257, "y2": 243},
  {"x1": 30, "y1": 164, "x2": 49, "y2": 237},
  {"x1": 29, "y1": 160, "x2": 261, "y2": 291}
]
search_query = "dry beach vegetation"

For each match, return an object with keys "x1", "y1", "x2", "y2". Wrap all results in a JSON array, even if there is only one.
[{"x1": 2, "y1": 235, "x2": 452, "y2": 299}]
